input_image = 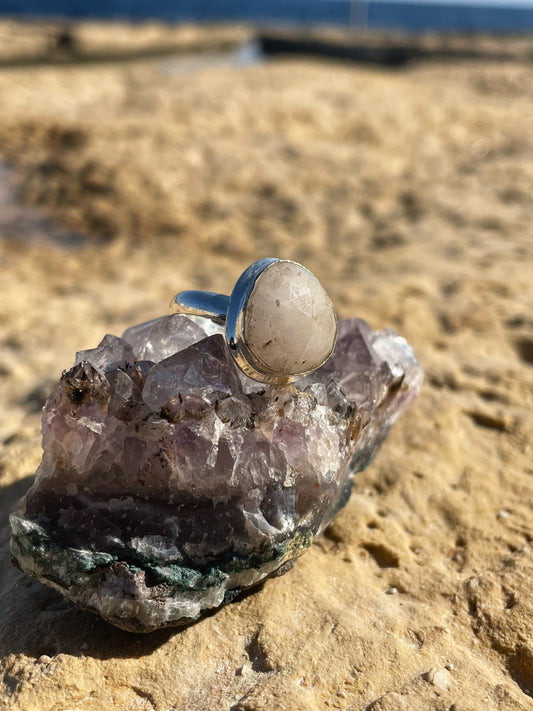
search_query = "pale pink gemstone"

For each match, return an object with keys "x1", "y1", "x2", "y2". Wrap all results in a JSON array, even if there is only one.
[{"x1": 244, "y1": 261, "x2": 337, "y2": 376}]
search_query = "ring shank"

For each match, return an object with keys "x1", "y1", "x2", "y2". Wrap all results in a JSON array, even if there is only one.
[{"x1": 171, "y1": 291, "x2": 230, "y2": 325}]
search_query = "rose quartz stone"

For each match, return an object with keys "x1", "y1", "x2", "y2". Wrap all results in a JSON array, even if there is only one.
[{"x1": 244, "y1": 261, "x2": 337, "y2": 376}]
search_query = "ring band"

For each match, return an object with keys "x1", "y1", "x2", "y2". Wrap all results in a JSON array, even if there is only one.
[
  {"x1": 171, "y1": 291, "x2": 229, "y2": 326},
  {"x1": 171, "y1": 258, "x2": 338, "y2": 385}
]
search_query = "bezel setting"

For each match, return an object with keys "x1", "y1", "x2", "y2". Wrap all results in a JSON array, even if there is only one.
[{"x1": 172, "y1": 258, "x2": 338, "y2": 385}]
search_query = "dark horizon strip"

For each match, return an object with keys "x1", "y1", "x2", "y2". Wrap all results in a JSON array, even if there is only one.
[{"x1": 1, "y1": 0, "x2": 533, "y2": 31}]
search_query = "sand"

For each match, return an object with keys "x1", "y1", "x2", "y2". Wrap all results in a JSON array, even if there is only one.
[{"x1": 0, "y1": 20, "x2": 532, "y2": 711}]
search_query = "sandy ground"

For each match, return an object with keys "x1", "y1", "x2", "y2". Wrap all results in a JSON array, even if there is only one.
[{"x1": 0, "y1": 21, "x2": 532, "y2": 711}]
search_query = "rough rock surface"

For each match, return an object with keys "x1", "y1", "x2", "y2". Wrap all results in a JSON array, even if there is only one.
[{"x1": 0, "y1": 21, "x2": 533, "y2": 711}]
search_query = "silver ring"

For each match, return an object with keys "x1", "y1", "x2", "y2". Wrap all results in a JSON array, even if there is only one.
[{"x1": 171, "y1": 258, "x2": 338, "y2": 385}]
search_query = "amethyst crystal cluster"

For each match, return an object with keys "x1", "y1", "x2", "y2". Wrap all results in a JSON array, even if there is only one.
[{"x1": 10, "y1": 315, "x2": 422, "y2": 632}]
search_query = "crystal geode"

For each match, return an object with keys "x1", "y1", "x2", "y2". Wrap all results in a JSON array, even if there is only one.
[{"x1": 10, "y1": 315, "x2": 423, "y2": 632}]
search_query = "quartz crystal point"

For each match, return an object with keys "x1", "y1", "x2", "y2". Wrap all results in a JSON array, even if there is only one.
[{"x1": 10, "y1": 314, "x2": 423, "y2": 632}]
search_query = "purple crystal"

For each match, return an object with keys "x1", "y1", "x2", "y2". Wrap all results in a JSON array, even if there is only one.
[
  {"x1": 10, "y1": 314, "x2": 423, "y2": 632},
  {"x1": 75, "y1": 334, "x2": 135, "y2": 374},
  {"x1": 142, "y1": 334, "x2": 243, "y2": 411},
  {"x1": 122, "y1": 314, "x2": 205, "y2": 362}
]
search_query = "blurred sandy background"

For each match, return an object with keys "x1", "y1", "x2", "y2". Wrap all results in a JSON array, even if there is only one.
[{"x1": 0, "y1": 20, "x2": 532, "y2": 711}]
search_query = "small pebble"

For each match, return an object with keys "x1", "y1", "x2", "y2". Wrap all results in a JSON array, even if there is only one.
[{"x1": 423, "y1": 667, "x2": 451, "y2": 690}]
